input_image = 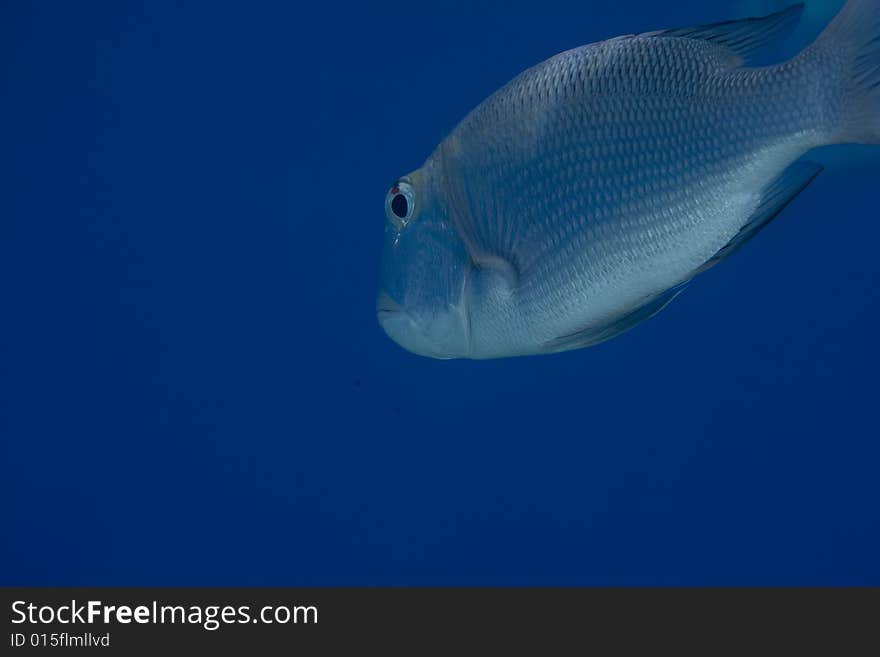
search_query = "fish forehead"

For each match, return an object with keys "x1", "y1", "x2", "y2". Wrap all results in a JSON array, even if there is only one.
[{"x1": 435, "y1": 34, "x2": 821, "y2": 354}]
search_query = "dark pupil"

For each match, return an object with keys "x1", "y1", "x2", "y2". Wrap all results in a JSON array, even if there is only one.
[{"x1": 391, "y1": 193, "x2": 408, "y2": 219}]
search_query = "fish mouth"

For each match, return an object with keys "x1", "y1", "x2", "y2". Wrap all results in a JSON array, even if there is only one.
[
  {"x1": 376, "y1": 292, "x2": 419, "y2": 353},
  {"x1": 376, "y1": 291, "x2": 410, "y2": 338},
  {"x1": 376, "y1": 292, "x2": 402, "y2": 318},
  {"x1": 376, "y1": 291, "x2": 470, "y2": 360},
  {"x1": 375, "y1": 292, "x2": 440, "y2": 358}
]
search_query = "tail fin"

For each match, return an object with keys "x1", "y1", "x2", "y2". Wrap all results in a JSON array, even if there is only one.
[{"x1": 815, "y1": 0, "x2": 880, "y2": 144}]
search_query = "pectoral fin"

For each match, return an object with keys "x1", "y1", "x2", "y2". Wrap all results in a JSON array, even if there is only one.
[
  {"x1": 541, "y1": 160, "x2": 821, "y2": 354},
  {"x1": 542, "y1": 283, "x2": 687, "y2": 353},
  {"x1": 695, "y1": 160, "x2": 823, "y2": 276}
]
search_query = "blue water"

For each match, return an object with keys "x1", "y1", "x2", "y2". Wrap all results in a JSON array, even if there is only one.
[{"x1": 3, "y1": 0, "x2": 878, "y2": 585}]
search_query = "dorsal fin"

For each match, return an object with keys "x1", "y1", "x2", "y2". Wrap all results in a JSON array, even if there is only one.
[
  {"x1": 643, "y1": 3, "x2": 805, "y2": 66},
  {"x1": 695, "y1": 160, "x2": 823, "y2": 276}
]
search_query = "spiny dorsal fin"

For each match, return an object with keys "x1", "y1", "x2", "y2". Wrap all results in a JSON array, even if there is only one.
[
  {"x1": 643, "y1": 3, "x2": 805, "y2": 66},
  {"x1": 695, "y1": 160, "x2": 823, "y2": 276}
]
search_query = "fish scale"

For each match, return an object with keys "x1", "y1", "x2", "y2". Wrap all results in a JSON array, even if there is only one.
[{"x1": 450, "y1": 36, "x2": 813, "y2": 344}]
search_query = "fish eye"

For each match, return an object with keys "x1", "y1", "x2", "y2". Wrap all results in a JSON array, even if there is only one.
[
  {"x1": 385, "y1": 180, "x2": 416, "y2": 230},
  {"x1": 391, "y1": 193, "x2": 408, "y2": 219}
]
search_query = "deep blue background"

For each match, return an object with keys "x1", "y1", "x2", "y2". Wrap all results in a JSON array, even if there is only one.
[{"x1": 3, "y1": 0, "x2": 878, "y2": 585}]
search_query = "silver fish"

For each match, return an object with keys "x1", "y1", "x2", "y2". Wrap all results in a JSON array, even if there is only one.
[{"x1": 377, "y1": 0, "x2": 880, "y2": 359}]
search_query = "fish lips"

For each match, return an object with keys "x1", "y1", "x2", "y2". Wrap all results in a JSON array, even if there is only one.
[{"x1": 376, "y1": 292, "x2": 467, "y2": 360}]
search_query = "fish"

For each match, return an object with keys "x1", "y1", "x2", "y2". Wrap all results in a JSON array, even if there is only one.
[{"x1": 377, "y1": 0, "x2": 880, "y2": 359}]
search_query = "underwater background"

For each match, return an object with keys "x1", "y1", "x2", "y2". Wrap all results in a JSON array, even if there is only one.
[{"x1": 3, "y1": 0, "x2": 878, "y2": 584}]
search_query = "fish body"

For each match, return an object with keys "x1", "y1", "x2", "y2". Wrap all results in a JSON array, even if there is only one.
[{"x1": 378, "y1": 1, "x2": 880, "y2": 359}]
